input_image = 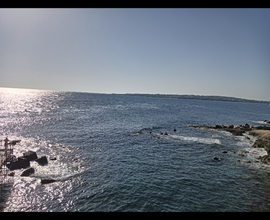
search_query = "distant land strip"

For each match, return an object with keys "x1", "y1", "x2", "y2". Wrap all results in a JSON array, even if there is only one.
[{"x1": 125, "y1": 93, "x2": 270, "y2": 104}]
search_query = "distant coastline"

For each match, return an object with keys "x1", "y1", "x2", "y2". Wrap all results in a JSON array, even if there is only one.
[{"x1": 125, "y1": 93, "x2": 270, "y2": 104}]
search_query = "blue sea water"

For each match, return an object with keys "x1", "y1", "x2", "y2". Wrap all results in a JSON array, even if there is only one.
[{"x1": 1, "y1": 87, "x2": 270, "y2": 212}]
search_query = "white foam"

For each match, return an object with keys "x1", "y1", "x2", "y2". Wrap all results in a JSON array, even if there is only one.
[
  {"x1": 169, "y1": 134, "x2": 221, "y2": 145},
  {"x1": 252, "y1": 121, "x2": 270, "y2": 125}
]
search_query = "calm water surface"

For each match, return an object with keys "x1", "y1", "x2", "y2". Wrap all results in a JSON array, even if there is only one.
[{"x1": 1, "y1": 87, "x2": 270, "y2": 211}]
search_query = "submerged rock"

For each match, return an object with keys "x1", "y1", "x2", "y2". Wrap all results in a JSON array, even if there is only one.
[
  {"x1": 212, "y1": 156, "x2": 222, "y2": 161},
  {"x1": 49, "y1": 156, "x2": 57, "y2": 160}
]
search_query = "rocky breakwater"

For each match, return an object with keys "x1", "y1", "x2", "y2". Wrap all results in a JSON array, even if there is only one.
[{"x1": 189, "y1": 123, "x2": 270, "y2": 165}]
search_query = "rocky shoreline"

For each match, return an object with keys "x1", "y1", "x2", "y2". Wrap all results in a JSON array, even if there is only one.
[{"x1": 189, "y1": 122, "x2": 270, "y2": 165}]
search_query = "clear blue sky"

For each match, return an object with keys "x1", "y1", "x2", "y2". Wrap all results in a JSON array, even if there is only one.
[{"x1": 0, "y1": 8, "x2": 269, "y2": 101}]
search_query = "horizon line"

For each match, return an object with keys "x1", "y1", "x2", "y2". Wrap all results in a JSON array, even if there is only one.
[{"x1": 1, "y1": 86, "x2": 269, "y2": 103}]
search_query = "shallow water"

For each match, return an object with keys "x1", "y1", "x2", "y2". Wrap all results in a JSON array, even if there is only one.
[{"x1": 1, "y1": 87, "x2": 270, "y2": 211}]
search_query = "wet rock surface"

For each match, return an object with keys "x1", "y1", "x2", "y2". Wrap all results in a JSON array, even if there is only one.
[
  {"x1": 23, "y1": 151, "x2": 38, "y2": 161},
  {"x1": 35, "y1": 156, "x2": 48, "y2": 165},
  {"x1": 21, "y1": 167, "x2": 35, "y2": 176},
  {"x1": 40, "y1": 178, "x2": 56, "y2": 184},
  {"x1": 6, "y1": 158, "x2": 30, "y2": 170},
  {"x1": 212, "y1": 156, "x2": 222, "y2": 161}
]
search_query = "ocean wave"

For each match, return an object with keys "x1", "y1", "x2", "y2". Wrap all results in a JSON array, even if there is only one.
[{"x1": 169, "y1": 134, "x2": 221, "y2": 145}]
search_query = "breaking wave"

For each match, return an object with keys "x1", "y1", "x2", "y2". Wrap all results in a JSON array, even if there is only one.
[{"x1": 169, "y1": 134, "x2": 221, "y2": 145}]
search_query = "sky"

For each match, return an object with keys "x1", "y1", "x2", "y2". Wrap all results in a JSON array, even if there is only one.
[{"x1": 0, "y1": 8, "x2": 270, "y2": 101}]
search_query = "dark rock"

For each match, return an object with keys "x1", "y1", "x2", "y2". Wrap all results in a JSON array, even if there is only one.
[
  {"x1": 226, "y1": 129, "x2": 245, "y2": 136},
  {"x1": 261, "y1": 155, "x2": 270, "y2": 165},
  {"x1": 245, "y1": 160, "x2": 251, "y2": 163},
  {"x1": 18, "y1": 156, "x2": 28, "y2": 161},
  {"x1": 174, "y1": 128, "x2": 177, "y2": 132},
  {"x1": 49, "y1": 156, "x2": 57, "y2": 160},
  {"x1": 215, "y1": 125, "x2": 222, "y2": 129},
  {"x1": 164, "y1": 132, "x2": 168, "y2": 135},
  {"x1": 36, "y1": 156, "x2": 48, "y2": 165},
  {"x1": 9, "y1": 140, "x2": 21, "y2": 146},
  {"x1": 253, "y1": 139, "x2": 267, "y2": 148},
  {"x1": 5, "y1": 154, "x2": 17, "y2": 163},
  {"x1": 8, "y1": 172, "x2": 15, "y2": 176},
  {"x1": 228, "y1": 125, "x2": 234, "y2": 129},
  {"x1": 222, "y1": 151, "x2": 228, "y2": 153},
  {"x1": 21, "y1": 167, "x2": 35, "y2": 176},
  {"x1": 23, "y1": 151, "x2": 38, "y2": 161},
  {"x1": 253, "y1": 126, "x2": 270, "y2": 131},
  {"x1": 7, "y1": 158, "x2": 30, "y2": 170},
  {"x1": 212, "y1": 156, "x2": 222, "y2": 161},
  {"x1": 244, "y1": 123, "x2": 250, "y2": 128},
  {"x1": 41, "y1": 178, "x2": 56, "y2": 184}
]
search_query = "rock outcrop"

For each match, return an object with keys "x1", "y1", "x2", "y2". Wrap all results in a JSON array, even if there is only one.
[
  {"x1": 189, "y1": 124, "x2": 252, "y2": 136},
  {"x1": 36, "y1": 156, "x2": 48, "y2": 165},
  {"x1": 23, "y1": 151, "x2": 38, "y2": 161},
  {"x1": 6, "y1": 157, "x2": 30, "y2": 170}
]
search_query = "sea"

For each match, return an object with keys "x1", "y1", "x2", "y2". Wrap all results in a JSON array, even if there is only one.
[{"x1": 1, "y1": 87, "x2": 270, "y2": 212}]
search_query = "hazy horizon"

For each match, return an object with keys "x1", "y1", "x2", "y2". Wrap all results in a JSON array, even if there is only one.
[{"x1": 1, "y1": 86, "x2": 269, "y2": 102}]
